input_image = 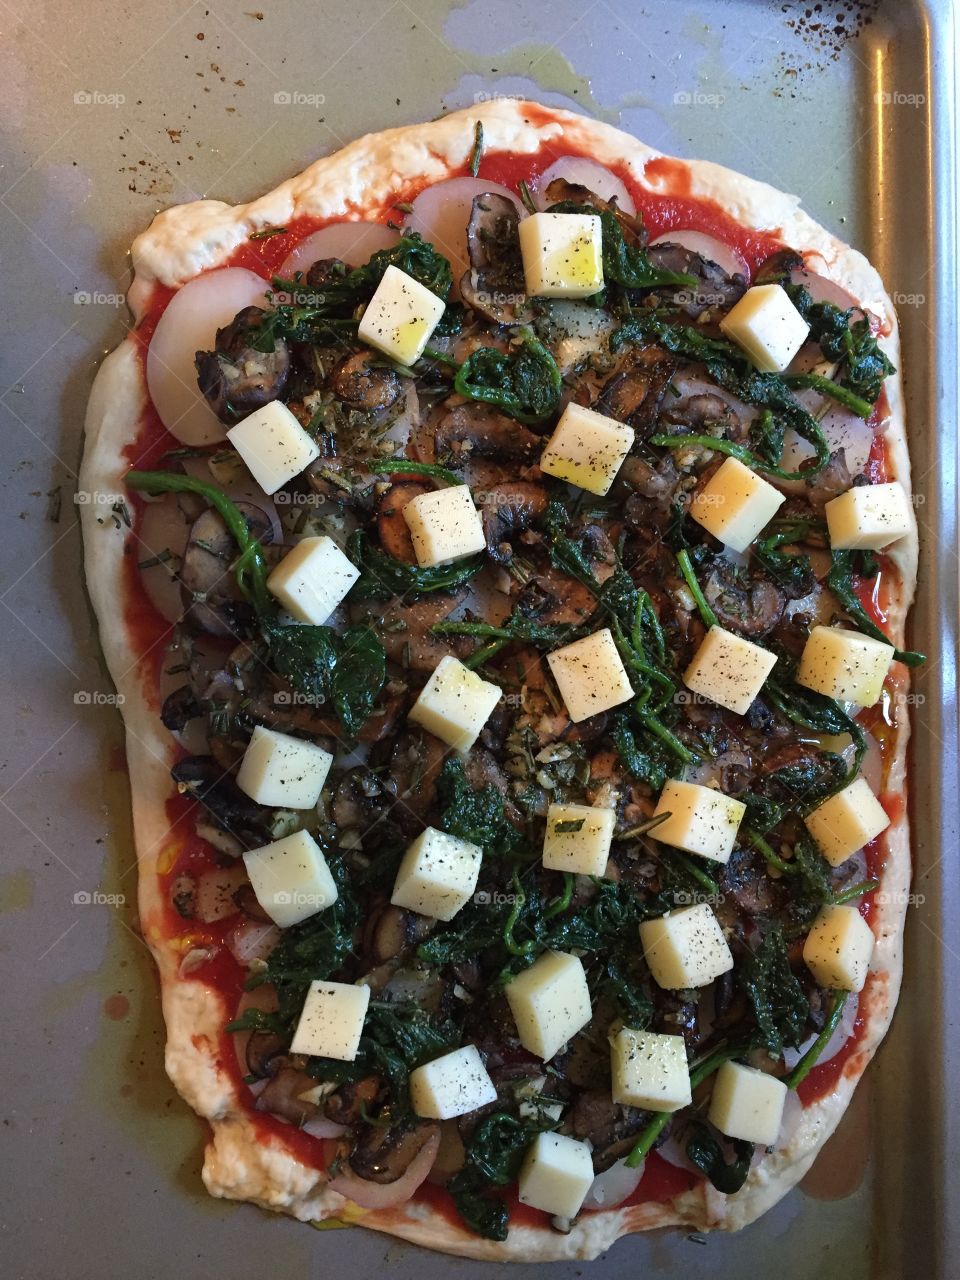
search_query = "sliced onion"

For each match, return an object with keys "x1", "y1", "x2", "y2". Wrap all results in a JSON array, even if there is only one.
[
  {"x1": 278, "y1": 221, "x2": 399, "y2": 278},
  {"x1": 650, "y1": 229, "x2": 748, "y2": 280},
  {"x1": 137, "y1": 493, "x2": 193, "y2": 623},
  {"x1": 581, "y1": 1157, "x2": 645, "y2": 1211},
  {"x1": 790, "y1": 265, "x2": 862, "y2": 313},
  {"x1": 194, "y1": 862, "x2": 250, "y2": 924},
  {"x1": 147, "y1": 267, "x2": 271, "y2": 446},
  {"x1": 328, "y1": 1129, "x2": 440, "y2": 1209},
  {"x1": 783, "y1": 992, "x2": 860, "y2": 1070},
  {"x1": 404, "y1": 178, "x2": 524, "y2": 296},
  {"x1": 779, "y1": 405, "x2": 874, "y2": 477},
  {"x1": 302, "y1": 1116, "x2": 348, "y2": 1140},
  {"x1": 534, "y1": 157, "x2": 637, "y2": 215},
  {"x1": 227, "y1": 918, "x2": 280, "y2": 967}
]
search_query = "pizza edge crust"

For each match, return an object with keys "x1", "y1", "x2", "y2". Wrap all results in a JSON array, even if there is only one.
[{"x1": 80, "y1": 98, "x2": 915, "y2": 1261}]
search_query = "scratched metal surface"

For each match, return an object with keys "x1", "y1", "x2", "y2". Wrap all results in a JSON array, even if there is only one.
[{"x1": 0, "y1": 2, "x2": 955, "y2": 1277}]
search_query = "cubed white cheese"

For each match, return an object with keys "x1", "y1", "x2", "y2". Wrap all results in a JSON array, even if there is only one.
[
  {"x1": 802, "y1": 904, "x2": 874, "y2": 991},
  {"x1": 266, "y1": 534, "x2": 359, "y2": 624},
  {"x1": 546, "y1": 628, "x2": 634, "y2": 723},
  {"x1": 390, "y1": 826, "x2": 483, "y2": 921},
  {"x1": 289, "y1": 979, "x2": 370, "y2": 1061},
  {"x1": 518, "y1": 1132, "x2": 595, "y2": 1219},
  {"x1": 825, "y1": 481, "x2": 914, "y2": 551},
  {"x1": 719, "y1": 283, "x2": 810, "y2": 372},
  {"x1": 542, "y1": 802, "x2": 615, "y2": 877},
  {"x1": 504, "y1": 950, "x2": 592, "y2": 1061},
  {"x1": 683, "y1": 625, "x2": 778, "y2": 716},
  {"x1": 651, "y1": 779, "x2": 746, "y2": 865},
  {"x1": 356, "y1": 264, "x2": 446, "y2": 365},
  {"x1": 708, "y1": 1060, "x2": 787, "y2": 1147},
  {"x1": 797, "y1": 625, "x2": 895, "y2": 707},
  {"x1": 242, "y1": 829, "x2": 338, "y2": 928},
  {"x1": 610, "y1": 1027, "x2": 692, "y2": 1112},
  {"x1": 518, "y1": 211, "x2": 604, "y2": 299},
  {"x1": 408, "y1": 654, "x2": 502, "y2": 753},
  {"x1": 689, "y1": 456, "x2": 786, "y2": 552},
  {"x1": 409, "y1": 1044, "x2": 497, "y2": 1119},
  {"x1": 236, "y1": 725, "x2": 333, "y2": 810},
  {"x1": 401, "y1": 484, "x2": 486, "y2": 567},
  {"x1": 804, "y1": 776, "x2": 890, "y2": 867},
  {"x1": 538, "y1": 402, "x2": 635, "y2": 496},
  {"x1": 639, "y1": 904, "x2": 734, "y2": 989},
  {"x1": 226, "y1": 400, "x2": 321, "y2": 495}
]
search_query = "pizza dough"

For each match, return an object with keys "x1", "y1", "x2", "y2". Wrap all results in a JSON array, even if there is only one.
[{"x1": 79, "y1": 99, "x2": 915, "y2": 1260}]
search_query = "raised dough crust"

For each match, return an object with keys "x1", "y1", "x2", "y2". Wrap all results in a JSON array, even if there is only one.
[{"x1": 81, "y1": 99, "x2": 916, "y2": 1260}]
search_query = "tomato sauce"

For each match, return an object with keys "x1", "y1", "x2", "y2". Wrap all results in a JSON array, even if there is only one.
[{"x1": 124, "y1": 135, "x2": 899, "y2": 1206}]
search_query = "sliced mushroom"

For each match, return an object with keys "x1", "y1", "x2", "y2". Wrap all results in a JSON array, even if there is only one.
[
  {"x1": 348, "y1": 1121, "x2": 442, "y2": 1185},
  {"x1": 180, "y1": 503, "x2": 275, "y2": 638},
  {"x1": 460, "y1": 192, "x2": 527, "y2": 324},
  {"x1": 362, "y1": 903, "x2": 434, "y2": 965},
  {"x1": 645, "y1": 243, "x2": 746, "y2": 315},
  {"x1": 703, "y1": 560, "x2": 786, "y2": 638},
  {"x1": 195, "y1": 306, "x2": 291, "y2": 423},
  {"x1": 161, "y1": 684, "x2": 202, "y2": 732},
  {"x1": 330, "y1": 351, "x2": 402, "y2": 413},
  {"x1": 170, "y1": 755, "x2": 274, "y2": 849},
  {"x1": 435, "y1": 402, "x2": 541, "y2": 463},
  {"x1": 324, "y1": 1076, "x2": 381, "y2": 1126},
  {"x1": 256, "y1": 1067, "x2": 321, "y2": 1124},
  {"x1": 376, "y1": 481, "x2": 430, "y2": 563},
  {"x1": 597, "y1": 346, "x2": 677, "y2": 436},
  {"x1": 480, "y1": 480, "x2": 548, "y2": 564},
  {"x1": 246, "y1": 1030, "x2": 288, "y2": 1080},
  {"x1": 357, "y1": 587, "x2": 469, "y2": 672}
]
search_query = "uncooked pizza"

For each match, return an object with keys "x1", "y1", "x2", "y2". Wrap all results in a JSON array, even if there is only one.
[{"x1": 80, "y1": 100, "x2": 920, "y2": 1261}]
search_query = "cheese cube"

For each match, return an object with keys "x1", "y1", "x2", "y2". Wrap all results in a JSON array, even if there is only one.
[
  {"x1": 611, "y1": 1028, "x2": 692, "y2": 1112},
  {"x1": 546, "y1": 628, "x2": 634, "y2": 723},
  {"x1": 401, "y1": 484, "x2": 486, "y2": 567},
  {"x1": 408, "y1": 654, "x2": 502, "y2": 753},
  {"x1": 266, "y1": 534, "x2": 359, "y2": 624},
  {"x1": 409, "y1": 1044, "x2": 497, "y2": 1119},
  {"x1": 802, "y1": 904, "x2": 874, "y2": 991},
  {"x1": 651, "y1": 779, "x2": 746, "y2": 865},
  {"x1": 518, "y1": 1132, "x2": 595, "y2": 1220},
  {"x1": 804, "y1": 776, "x2": 890, "y2": 867},
  {"x1": 227, "y1": 400, "x2": 321, "y2": 495},
  {"x1": 539, "y1": 403, "x2": 635, "y2": 496},
  {"x1": 825, "y1": 481, "x2": 914, "y2": 551},
  {"x1": 518, "y1": 211, "x2": 604, "y2": 299},
  {"x1": 719, "y1": 283, "x2": 809, "y2": 372},
  {"x1": 542, "y1": 802, "x2": 615, "y2": 876},
  {"x1": 797, "y1": 625, "x2": 895, "y2": 707},
  {"x1": 236, "y1": 725, "x2": 333, "y2": 809},
  {"x1": 390, "y1": 826, "x2": 482, "y2": 921},
  {"x1": 689, "y1": 457, "x2": 786, "y2": 552},
  {"x1": 356, "y1": 264, "x2": 446, "y2": 365},
  {"x1": 289, "y1": 979, "x2": 370, "y2": 1061},
  {"x1": 242, "y1": 829, "x2": 338, "y2": 928},
  {"x1": 639, "y1": 904, "x2": 734, "y2": 990},
  {"x1": 683, "y1": 625, "x2": 778, "y2": 716},
  {"x1": 708, "y1": 1061, "x2": 787, "y2": 1147},
  {"x1": 504, "y1": 950, "x2": 592, "y2": 1061}
]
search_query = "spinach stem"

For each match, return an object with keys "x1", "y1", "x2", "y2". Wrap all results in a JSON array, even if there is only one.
[
  {"x1": 786, "y1": 990, "x2": 849, "y2": 1089},
  {"x1": 675, "y1": 550, "x2": 718, "y2": 629},
  {"x1": 746, "y1": 829, "x2": 799, "y2": 877},
  {"x1": 126, "y1": 469, "x2": 271, "y2": 614},
  {"x1": 543, "y1": 872, "x2": 575, "y2": 919},
  {"x1": 502, "y1": 873, "x2": 536, "y2": 956},
  {"x1": 368, "y1": 458, "x2": 461, "y2": 485},
  {"x1": 833, "y1": 877, "x2": 880, "y2": 905}
]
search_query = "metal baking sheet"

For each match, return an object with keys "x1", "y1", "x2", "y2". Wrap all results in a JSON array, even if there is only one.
[{"x1": 1, "y1": 2, "x2": 955, "y2": 1277}]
